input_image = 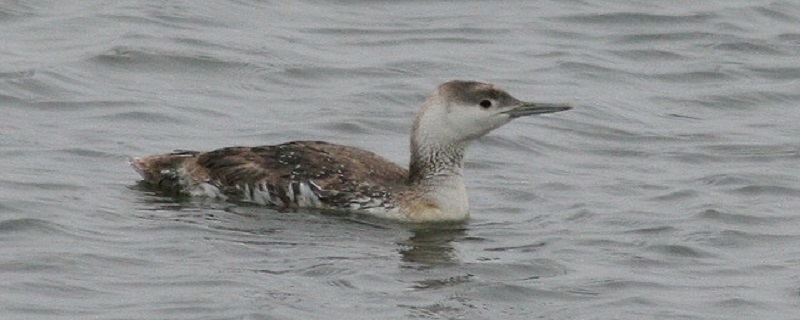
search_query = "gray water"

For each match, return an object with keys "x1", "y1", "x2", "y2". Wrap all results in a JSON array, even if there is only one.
[{"x1": 2, "y1": 1, "x2": 799, "y2": 319}]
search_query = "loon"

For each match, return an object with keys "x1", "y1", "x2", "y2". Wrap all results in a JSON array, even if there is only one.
[{"x1": 131, "y1": 80, "x2": 571, "y2": 222}]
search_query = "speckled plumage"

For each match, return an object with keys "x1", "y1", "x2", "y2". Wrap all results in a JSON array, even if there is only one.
[
  {"x1": 133, "y1": 141, "x2": 408, "y2": 213},
  {"x1": 132, "y1": 81, "x2": 571, "y2": 222}
]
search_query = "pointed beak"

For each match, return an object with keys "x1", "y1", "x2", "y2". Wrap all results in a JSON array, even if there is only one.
[{"x1": 503, "y1": 102, "x2": 571, "y2": 118}]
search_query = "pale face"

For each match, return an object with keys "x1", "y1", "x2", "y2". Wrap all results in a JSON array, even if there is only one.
[
  {"x1": 443, "y1": 87, "x2": 521, "y2": 141},
  {"x1": 414, "y1": 81, "x2": 571, "y2": 146}
]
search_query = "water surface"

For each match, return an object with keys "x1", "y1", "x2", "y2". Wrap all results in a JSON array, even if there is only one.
[{"x1": 2, "y1": 1, "x2": 799, "y2": 319}]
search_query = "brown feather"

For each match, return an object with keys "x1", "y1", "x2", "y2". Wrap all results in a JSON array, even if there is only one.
[{"x1": 133, "y1": 141, "x2": 408, "y2": 209}]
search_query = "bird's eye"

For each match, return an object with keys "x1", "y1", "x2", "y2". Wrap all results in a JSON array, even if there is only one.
[{"x1": 479, "y1": 100, "x2": 492, "y2": 109}]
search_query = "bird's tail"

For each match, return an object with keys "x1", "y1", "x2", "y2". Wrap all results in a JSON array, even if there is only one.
[{"x1": 130, "y1": 150, "x2": 201, "y2": 190}]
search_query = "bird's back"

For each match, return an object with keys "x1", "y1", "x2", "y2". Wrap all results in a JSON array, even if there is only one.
[{"x1": 132, "y1": 141, "x2": 408, "y2": 211}]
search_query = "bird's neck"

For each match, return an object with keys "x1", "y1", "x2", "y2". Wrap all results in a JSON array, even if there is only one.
[
  {"x1": 406, "y1": 139, "x2": 470, "y2": 218},
  {"x1": 407, "y1": 141, "x2": 466, "y2": 184}
]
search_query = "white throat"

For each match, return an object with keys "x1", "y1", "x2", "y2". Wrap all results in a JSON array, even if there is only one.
[{"x1": 408, "y1": 107, "x2": 471, "y2": 219}]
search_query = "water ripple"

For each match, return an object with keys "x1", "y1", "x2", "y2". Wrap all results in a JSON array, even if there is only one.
[
  {"x1": 2, "y1": 1, "x2": 800, "y2": 319},
  {"x1": 557, "y1": 12, "x2": 714, "y2": 25}
]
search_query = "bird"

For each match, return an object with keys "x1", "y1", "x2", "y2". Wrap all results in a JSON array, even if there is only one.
[{"x1": 131, "y1": 80, "x2": 571, "y2": 222}]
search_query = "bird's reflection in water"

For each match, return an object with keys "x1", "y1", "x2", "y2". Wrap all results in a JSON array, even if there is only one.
[
  {"x1": 133, "y1": 182, "x2": 470, "y2": 269},
  {"x1": 398, "y1": 223, "x2": 467, "y2": 269}
]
